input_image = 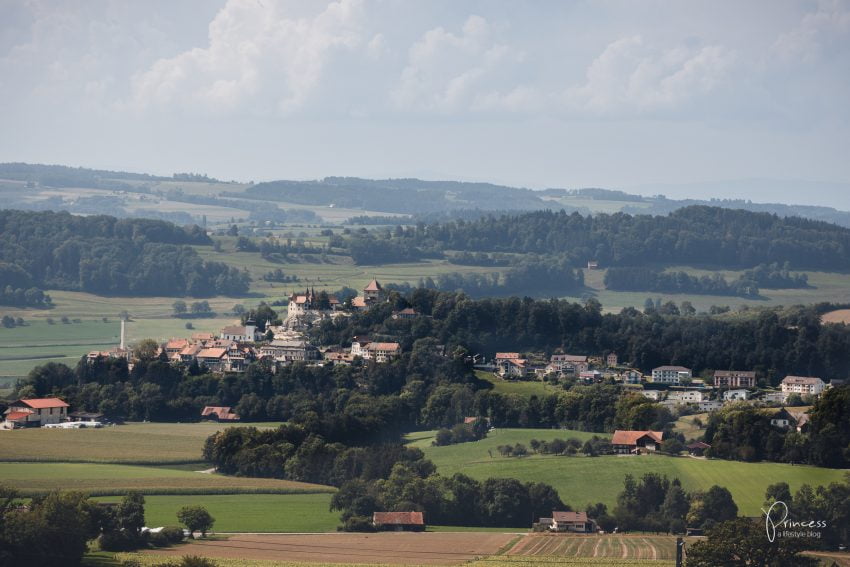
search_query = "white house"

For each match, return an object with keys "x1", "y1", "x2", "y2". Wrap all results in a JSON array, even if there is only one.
[
  {"x1": 640, "y1": 390, "x2": 662, "y2": 401},
  {"x1": 781, "y1": 376, "x2": 825, "y2": 397},
  {"x1": 650, "y1": 366, "x2": 692, "y2": 385},
  {"x1": 698, "y1": 400, "x2": 723, "y2": 412},
  {"x1": 668, "y1": 390, "x2": 706, "y2": 403},
  {"x1": 723, "y1": 389, "x2": 750, "y2": 401}
]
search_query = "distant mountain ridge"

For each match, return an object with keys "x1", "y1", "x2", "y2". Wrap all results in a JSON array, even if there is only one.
[{"x1": 2, "y1": 162, "x2": 849, "y2": 227}]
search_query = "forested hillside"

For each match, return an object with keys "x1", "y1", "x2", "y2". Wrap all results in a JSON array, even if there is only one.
[
  {"x1": 0, "y1": 210, "x2": 249, "y2": 296},
  {"x1": 347, "y1": 206, "x2": 850, "y2": 270},
  {"x1": 234, "y1": 177, "x2": 547, "y2": 214}
]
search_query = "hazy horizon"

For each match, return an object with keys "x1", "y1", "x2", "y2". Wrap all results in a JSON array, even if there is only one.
[{"x1": 2, "y1": 1, "x2": 849, "y2": 208}]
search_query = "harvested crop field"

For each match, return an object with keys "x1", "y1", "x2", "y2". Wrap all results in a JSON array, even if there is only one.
[
  {"x1": 822, "y1": 308, "x2": 850, "y2": 324},
  {"x1": 505, "y1": 534, "x2": 684, "y2": 561},
  {"x1": 141, "y1": 533, "x2": 518, "y2": 565}
]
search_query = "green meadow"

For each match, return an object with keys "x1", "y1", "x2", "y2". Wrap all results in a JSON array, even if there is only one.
[
  {"x1": 95, "y1": 493, "x2": 339, "y2": 533},
  {"x1": 410, "y1": 429, "x2": 850, "y2": 517}
]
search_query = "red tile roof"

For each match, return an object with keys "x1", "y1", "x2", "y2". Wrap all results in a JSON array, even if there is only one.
[
  {"x1": 5, "y1": 411, "x2": 33, "y2": 421},
  {"x1": 364, "y1": 280, "x2": 382, "y2": 292},
  {"x1": 367, "y1": 342, "x2": 400, "y2": 352},
  {"x1": 611, "y1": 430, "x2": 664, "y2": 446},
  {"x1": 373, "y1": 511, "x2": 424, "y2": 525},
  {"x1": 197, "y1": 348, "x2": 227, "y2": 359},
  {"x1": 495, "y1": 352, "x2": 520, "y2": 359},
  {"x1": 553, "y1": 511, "x2": 588, "y2": 523},
  {"x1": 15, "y1": 398, "x2": 69, "y2": 409}
]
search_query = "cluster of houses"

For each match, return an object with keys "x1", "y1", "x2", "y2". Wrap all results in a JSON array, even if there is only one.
[
  {"x1": 490, "y1": 350, "x2": 836, "y2": 413},
  {"x1": 85, "y1": 280, "x2": 406, "y2": 374}
]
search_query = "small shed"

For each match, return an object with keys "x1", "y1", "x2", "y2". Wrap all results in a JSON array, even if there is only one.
[{"x1": 686, "y1": 441, "x2": 711, "y2": 457}]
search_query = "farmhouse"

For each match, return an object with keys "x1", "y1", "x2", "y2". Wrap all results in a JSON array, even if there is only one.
[
  {"x1": 650, "y1": 366, "x2": 691, "y2": 384},
  {"x1": 770, "y1": 407, "x2": 794, "y2": 429},
  {"x1": 611, "y1": 430, "x2": 664, "y2": 454},
  {"x1": 3, "y1": 397, "x2": 69, "y2": 428},
  {"x1": 781, "y1": 376, "x2": 825, "y2": 397},
  {"x1": 201, "y1": 406, "x2": 240, "y2": 422},
  {"x1": 714, "y1": 370, "x2": 756, "y2": 389},
  {"x1": 372, "y1": 511, "x2": 425, "y2": 531},
  {"x1": 551, "y1": 511, "x2": 595, "y2": 533}
]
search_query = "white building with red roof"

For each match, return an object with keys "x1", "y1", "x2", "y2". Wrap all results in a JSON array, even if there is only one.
[{"x1": 3, "y1": 397, "x2": 69, "y2": 428}]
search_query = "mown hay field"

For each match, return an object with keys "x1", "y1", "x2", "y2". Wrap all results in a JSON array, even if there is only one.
[
  {"x1": 0, "y1": 462, "x2": 333, "y2": 496},
  {"x1": 0, "y1": 422, "x2": 280, "y2": 464}
]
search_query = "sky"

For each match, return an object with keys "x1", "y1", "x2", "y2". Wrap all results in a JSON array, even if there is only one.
[{"x1": 1, "y1": 0, "x2": 849, "y2": 207}]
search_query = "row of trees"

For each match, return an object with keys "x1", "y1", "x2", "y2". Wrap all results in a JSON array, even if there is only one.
[
  {"x1": 386, "y1": 255, "x2": 584, "y2": 298},
  {"x1": 603, "y1": 267, "x2": 759, "y2": 297}
]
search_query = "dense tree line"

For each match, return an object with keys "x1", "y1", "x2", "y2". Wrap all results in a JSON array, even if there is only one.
[
  {"x1": 704, "y1": 386, "x2": 850, "y2": 468},
  {"x1": 345, "y1": 206, "x2": 850, "y2": 270},
  {"x1": 743, "y1": 262, "x2": 809, "y2": 288},
  {"x1": 332, "y1": 467, "x2": 565, "y2": 530},
  {"x1": 387, "y1": 256, "x2": 584, "y2": 298},
  {"x1": 604, "y1": 267, "x2": 759, "y2": 297},
  {"x1": 0, "y1": 285, "x2": 52, "y2": 307},
  {"x1": 0, "y1": 210, "x2": 249, "y2": 296}
]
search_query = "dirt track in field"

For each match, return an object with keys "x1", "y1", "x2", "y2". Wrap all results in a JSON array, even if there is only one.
[{"x1": 141, "y1": 532, "x2": 518, "y2": 565}]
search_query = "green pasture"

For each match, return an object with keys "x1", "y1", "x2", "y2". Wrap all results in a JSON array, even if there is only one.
[
  {"x1": 0, "y1": 422, "x2": 281, "y2": 464},
  {"x1": 0, "y1": 462, "x2": 333, "y2": 496},
  {"x1": 97, "y1": 493, "x2": 339, "y2": 532},
  {"x1": 411, "y1": 429, "x2": 850, "y2": 517},
  {"x1": 477, "y1": 371, "x2": 560, "y2": 398}
]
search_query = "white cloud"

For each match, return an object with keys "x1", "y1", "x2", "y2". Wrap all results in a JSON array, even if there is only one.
[
  {"x1": 772, "y1": 0, "x2": 850, "y2": 62},
  {"x1": 129, "y1": 0, "x2": 365, "y2": 114},
  {"x1": 566, "y1": 35, "x2": 735, "y2": 115},
  {"x1": 392, "y1": 15, "x2": 528, "y2": 113}
]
